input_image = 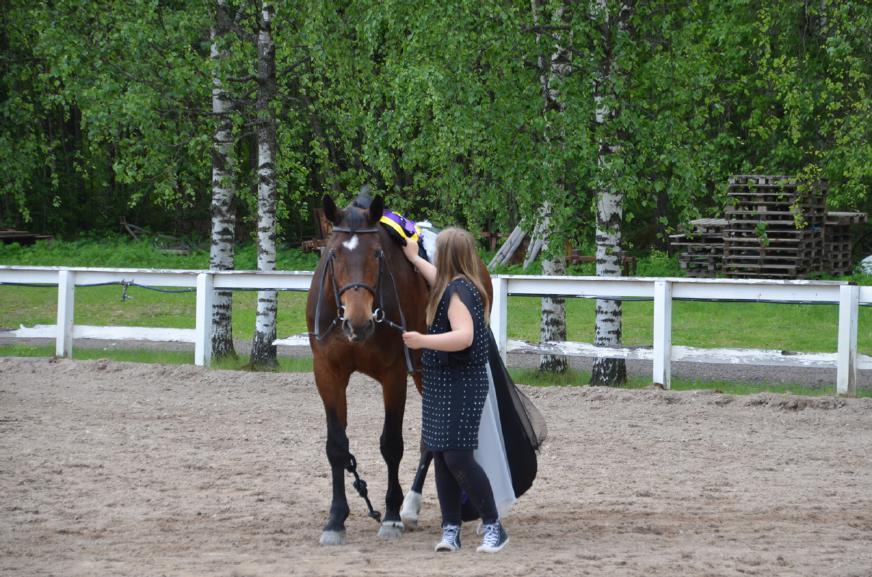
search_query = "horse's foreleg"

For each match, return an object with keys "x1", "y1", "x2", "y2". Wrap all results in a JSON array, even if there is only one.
[
  {"x1": 377, "y1": 377, "x2": 406, "y2": 539},
  {"x1": 321, "y1": 407, "x2": 351, "y2": 545},
  {"x1": 400, "y1": 440, "x2": 431, "y2": 529}
]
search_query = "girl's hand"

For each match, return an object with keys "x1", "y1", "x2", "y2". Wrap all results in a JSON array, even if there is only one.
[
  {"x1": 402, "y1": 330, "x2": 427, "y2": 350},
  {"x1": 402, "y1": 238, "x2": 420, "y2": 263},
  {"x1": 402, "y1": 238, "x2": 436, "y2": 286}
]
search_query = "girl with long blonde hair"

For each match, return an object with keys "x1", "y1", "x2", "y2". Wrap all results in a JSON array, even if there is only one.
[{"x1": 401, "y1": 227, "x2": 508, "y2": 553}]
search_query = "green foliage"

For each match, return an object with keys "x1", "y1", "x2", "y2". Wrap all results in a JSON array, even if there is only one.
[
  {"x1": 634, "y1": 250, "x2": 681, "y2": 277},
  {"x1": 1, "y1": 0, "x2": 869, "y2": 248},
  {"x1": 1, "y1": 0, "x2": 214, "y2": 234}
]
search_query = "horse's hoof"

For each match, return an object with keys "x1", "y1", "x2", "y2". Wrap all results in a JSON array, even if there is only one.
[
  {"x1": 319, "y1": 530, "x2": 346, "y2": 546},
  {"x1": 378, "y1": 520, "x2": 404, "y2": 539},
  {"x1": 400, "y1": 490, "x2": 422, "y2": 530}
]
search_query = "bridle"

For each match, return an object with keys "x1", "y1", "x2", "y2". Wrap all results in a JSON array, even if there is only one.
[{"x1": 313, "y1": 224, "x2": 415, "y2": 373}]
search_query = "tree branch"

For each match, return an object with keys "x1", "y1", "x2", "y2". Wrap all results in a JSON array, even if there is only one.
[
  {"x1": 279, "y1": 55, "x2": 311, "y2": 77},
  {"x1": 227, "y1": 74, "x2": 256, "y2": 83},
  {"x1": 521, "y1": 24, "x2": 571, "y2": 33}
]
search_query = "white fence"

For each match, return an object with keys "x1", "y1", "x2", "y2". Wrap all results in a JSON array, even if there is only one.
[{"x1": 1, "y1": 266, "x2": 869, "y2": 396}]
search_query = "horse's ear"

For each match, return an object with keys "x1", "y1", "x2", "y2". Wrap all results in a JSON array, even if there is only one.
[
  {"x1": 323, "y1": 195, "x2": 341, "y2": 224},
  {"x1": 368, "y1": 195, "x2": 384, "y2": 225}
]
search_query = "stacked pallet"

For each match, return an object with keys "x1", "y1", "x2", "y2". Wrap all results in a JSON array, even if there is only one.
[
  {"x1": 824, "y1": 212, "x2": 867, "y2": 275},
  {"x1": 723, "y1": 175, "x2": 827, "y2": 279},
  {"x1": 670, "y1": 218, "x2": 727, "y2": 277},
  {"x1": 0, "y1": 228, "x2": 53, "y2": 245}
]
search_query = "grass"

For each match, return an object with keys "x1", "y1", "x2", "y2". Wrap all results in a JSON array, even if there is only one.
[
  {"x1": 506, "y1": 297, "x2": 872, "y2": 353},
  {"x1": 508, "y1": 367, "x2": 872, "y2": 397},
  {"x1": 2, "y1": 286, "x2": 868, "y2": 353},
  {"x1": 3, "y1": 237, "x2": 872, "y2": 395},
  {"x1": 0, "y1": 284, "x2": 310, "y2": 339}
]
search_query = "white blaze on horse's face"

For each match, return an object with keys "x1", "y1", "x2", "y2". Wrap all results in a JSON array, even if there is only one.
[
  {"x1": 333, "y1": 232, "x2": 379, "y2": 343},
  {"x1": 342, "y1": 235, "x2": 359, "y2": 252}
]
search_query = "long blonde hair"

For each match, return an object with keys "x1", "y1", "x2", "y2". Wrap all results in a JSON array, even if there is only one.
[{"x1": 426, "y1": 227, "x2": 490, "y2": 326}]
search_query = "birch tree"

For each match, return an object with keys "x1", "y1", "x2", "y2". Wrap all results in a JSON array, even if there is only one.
[
  {"x1": 209, "y1": 0, "x2": 238, "y2": 360},
  {"x1": 590, "y1": 0, "x2": 628, "y2": 386},
  {"x1": 249, "y1": 0, "x2": 279, "y2": 368},
  {"x1": 530, "y1": 0, "x2": 572, "y2": 373}
]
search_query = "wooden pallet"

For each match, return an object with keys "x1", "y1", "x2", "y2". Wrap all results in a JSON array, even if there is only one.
[
  {"x1": 822, "y1": 212, "x2": 867, "y2": 274},
  {"x1": 679, "y1": 255, "x2": 722, "y2": 277},
  {"x1": 688, "y1": 218, "x2": 728, "y2": 234},
  {"x1": 674, "y1": 178, "x2": 867, "y2": 279},
  {"x1": 723, "y1": 175, "x2": 828, "y2": 279},
  {"x1": 826, "y1": 212, "x2": 867, "y2": 226},
  {"x1": 670, "y1": 218, "x2": 727, "y2": 277},
  {"x1": 0, "y1": 228, "x2": 53, "y2": 245}
]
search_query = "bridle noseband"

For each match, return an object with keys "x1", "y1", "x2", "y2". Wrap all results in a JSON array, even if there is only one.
[{"x1": 313, "y1": 225, "x2": 415, "y2": 372}]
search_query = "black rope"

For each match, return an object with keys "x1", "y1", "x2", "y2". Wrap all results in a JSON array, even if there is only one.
[
  {"x1": 0, "y1": 282, "x2": 57, "y2": 288},
  {"x1": 130, "y1": 285, "x2": 196, "y2": 293},
  {"x1": 345, "y1": 454, "x2": 382, "y2": 523},
  {"x1": 0, "y1": 280, "x2": 301, "y2": 294},
  {"x1": 0, "y1": 280, "x2": 197, "y2": 292}
]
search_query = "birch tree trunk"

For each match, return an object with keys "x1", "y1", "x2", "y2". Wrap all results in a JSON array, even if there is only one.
[
  {"x1": 209, "y1": 0, "x2": 237, "y2": 360},
  {"x1": 249, "y1": 0, "x2": 279, "y2": 368},
  {"x1": 532, "y1": 0, "x2": 570, "y2": 373},
  {"x1": 590, "y1": 0, "x2": 627, "y2": 386},
  {"x1": 537, "y1": 203, "x2": 568, "y2": 372}
]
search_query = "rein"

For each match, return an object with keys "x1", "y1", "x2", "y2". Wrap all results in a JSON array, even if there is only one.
[{"x1": 312, "y1": 225, "x2": 416, "y2": 374}]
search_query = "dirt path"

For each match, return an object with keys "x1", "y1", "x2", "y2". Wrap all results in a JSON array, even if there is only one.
[{"x1": 1, "y1": 357, "x2": 871, "y2": 577}]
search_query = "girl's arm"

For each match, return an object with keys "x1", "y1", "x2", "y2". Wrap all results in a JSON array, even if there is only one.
[
  {"x1": 403, "y1": 294, "x2": 473, "y2": 351},
  {"x1": 402, "y1": 239, "x2": 436, "y2": 287}
]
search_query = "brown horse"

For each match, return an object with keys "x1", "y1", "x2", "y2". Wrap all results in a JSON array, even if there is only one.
[{"x1": 306, "y1": 194, "x2": 428, "y2": 545}]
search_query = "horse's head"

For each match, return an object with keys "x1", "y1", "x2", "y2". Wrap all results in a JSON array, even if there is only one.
[{"x1": 323, "y1": 193, "x2": 386, "y2": 343}]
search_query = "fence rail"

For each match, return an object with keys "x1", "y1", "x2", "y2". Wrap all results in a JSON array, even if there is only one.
[{"x1": 1, "y1": 266, "x2": 867, "y2": 395}]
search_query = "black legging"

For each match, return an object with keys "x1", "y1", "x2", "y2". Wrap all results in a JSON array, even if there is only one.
[{"x1": 433, "y1": 450, "x2": 498, "y2": 526}]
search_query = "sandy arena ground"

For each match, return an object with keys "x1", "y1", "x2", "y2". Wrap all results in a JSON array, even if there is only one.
[{"x1": 1, "y1": 356, "x2": 871, "y2": 577}]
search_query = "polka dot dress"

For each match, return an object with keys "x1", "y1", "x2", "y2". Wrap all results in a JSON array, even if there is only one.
[{"x1": 421, "y1": 277, "x2": 489, "y2": 451}]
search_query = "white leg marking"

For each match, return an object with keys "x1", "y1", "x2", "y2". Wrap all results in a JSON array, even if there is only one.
[{"x1": 400, "y1": 490, "x2": 422, "y2": 530}]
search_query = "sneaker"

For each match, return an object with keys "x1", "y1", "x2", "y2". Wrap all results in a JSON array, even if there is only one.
[
  {"x1": 434, "y1": 524, "x2": 461, "y2": 552},
  {"x1": 476, "y1": 521, "x2": 508, "y2": 553}
]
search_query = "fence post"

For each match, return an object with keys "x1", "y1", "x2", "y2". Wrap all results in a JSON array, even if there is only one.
[
  {"x1": 490, "y1": 276, "x2": 509, "y2": 363},
  {"x1": 56, "y1": 269, "x2": 76, "y2": 358},
  {"x1": 195, "y1": 272, "x2": 214, "y2": 367},
  {"x1": 837, "y1": 284, "x2": 859, "y2": 396},
  {"x1": 653, "y1": 279, "x2": 673, "y2": 389}
]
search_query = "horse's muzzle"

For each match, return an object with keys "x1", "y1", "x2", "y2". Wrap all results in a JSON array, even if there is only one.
[{"x1": 342, "y1": 318, "x2": 376, "y2": 343}]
